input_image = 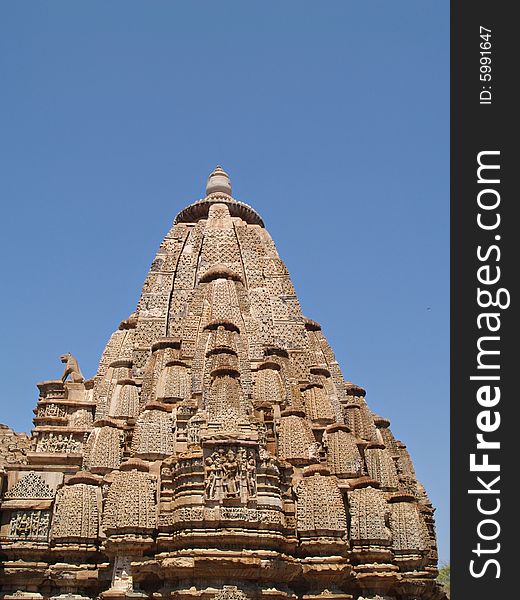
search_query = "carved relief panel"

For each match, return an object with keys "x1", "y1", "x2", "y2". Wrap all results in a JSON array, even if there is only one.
[
  {"x1": 9, "y1": 510, "x2": 50, "y2": 541},
  {"x1": 303, "y1": 384, "x2": 335, "y2": 423},
  {"x1": 83, "y1": 426, "x2": 124, "y2": 472},
  {"x1": 389, "y1": 499, "x2": 431, "y2": 555},
  {"x1": 131, "y1": 409, "x2": 174, "y2": 457},
  {"x1": 364, "y1": 447, "x2": 399, "y2": 491},
  {"x1": 157, "y1": 363, "x2": 191, "y2": 402},
  {"x1": 36, "y1": 403, "x2": 67, "y2": 419},
  {"x1": 277, "y1": 413, "x2": 317, "y2": 465},
  {"x1": 36, "y1": 433, "x2": 83, "y2": 453},
  {"x1": 323, "y1": 426, "x2": 364, "y2": 478},
  {"x1": 68, "y1": 408, "x2": 94, "y2": 427},
  {"x1": 347, "y1": 486, "x2": 392, "y2": 547},
  {"x1": 108, "y1": 383, "x2": 140, "y2": 419},
  {"x1": 103, "y1": 469, "x2": 157, "y2": 533},
  {"x1": 295, "y1": 472, "x2": 347, "y2": 535},
  {"x1": 51, "y1": 483, "x2": 100, "y2": 541},
  {"x1": 204, "y1": 446, "x2": 257, "y2": 504}
]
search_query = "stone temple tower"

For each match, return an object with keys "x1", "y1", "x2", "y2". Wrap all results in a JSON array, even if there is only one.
[{"x1": 0, "y1": 167, "x2": 446, "y2": 600}]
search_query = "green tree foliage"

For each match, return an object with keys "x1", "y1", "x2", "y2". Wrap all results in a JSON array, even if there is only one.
[{"x1": 437, "y1": 562, "x2": 450, "y2": 598}]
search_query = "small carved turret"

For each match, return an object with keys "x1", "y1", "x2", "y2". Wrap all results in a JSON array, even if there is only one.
[{"x1": 205, "y1": 165, "x2": 232, "y2": 196}]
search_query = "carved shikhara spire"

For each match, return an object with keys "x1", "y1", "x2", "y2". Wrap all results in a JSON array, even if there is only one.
[{"x1": 0, "y1": 169, "x2": 446, "y2": 600}]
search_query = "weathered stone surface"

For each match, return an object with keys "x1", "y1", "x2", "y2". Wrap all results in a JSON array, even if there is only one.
[
  {"x1": 0, "y1": 424, "x2": 30, "y2": 468},
  {"x1": 0, "y1": 168, "x2": 445, "y2": 600}
]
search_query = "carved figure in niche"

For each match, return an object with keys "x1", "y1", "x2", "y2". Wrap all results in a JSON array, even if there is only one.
[
  {"x1": 38, "y1": 435, "x2": 49, "y2": 452},
  {"x1": 123, "y1": 429, "x2": 132, "y2": 453},
  {"x1": 246, "y1": 457, "x2": 257, "y2": 496},
  {"x1": 259, "y1": 446, "x2": 270, "y2": 463},
  {"x1": 186, "y1": 414, "x2": 205, "y2": 445},
  {"x1": 37, "y1": 513, "x2": 49, "y2": 537},
  {"x1": 222, "y1": 449, "x2": 239, "y2": 497},
  {"x1": 259, "y1": 446, "x2": 279, "y2": 473},
  {"x1": 205, "y1": 454, "x2": 221, "y2": 499},
  {"x1": 16, "y1": 513, "x2": 29, "y2": 537},
  {"x1": 46, "y1": 404, "x2": 56, "y2": 417},
  {"x1": 257, "y1": 422, "x2": 267, "y2": 446},
  {"x1": 204, "y1": 447, "x2": 257, "y2": 502},
  {"x1": 187, "y1": 422, "x2": 199, "y2": 444},
  {"x1": 60, "y1": 352, "x2": 85, "y2": 383}
]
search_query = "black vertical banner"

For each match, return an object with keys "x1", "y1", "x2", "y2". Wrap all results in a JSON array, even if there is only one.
[{"x1": 451, "y1": 2, "x2": 516, "y2": 598}]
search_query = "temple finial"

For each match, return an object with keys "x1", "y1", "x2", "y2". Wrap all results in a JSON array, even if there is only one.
[{"x1": 206, "y1": 165, "x2": 232, "y2": 196}]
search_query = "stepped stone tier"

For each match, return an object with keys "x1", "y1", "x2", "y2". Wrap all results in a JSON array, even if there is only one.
[{"x1": 0, "y1": 167, "x2": 446, "y2": 600}]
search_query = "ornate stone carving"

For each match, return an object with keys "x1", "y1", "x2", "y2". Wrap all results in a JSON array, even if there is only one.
[
  {"x1": 303, "y1": 384, "x2": 335, "y2": 423},
  {"x1": 364, "y1": 447, "x2": 399, "y2": 491},
  {"x1": 213, "y1": 587, "x2": 249, "y2": 600},
  {"x1": 159, "y1": 505, "x2": 284, "y2": 528},
  {"x1": 36, "y1": 433, "x2": 82, "y2": 453},
  {"x1": 0, "y1": 424, "x2": 30, "y2": 466},
  {"x1": 204, "y1": 447, "x2": 257, "y2": 502},
  {"x1": 323, "y1": 425, "x2": 363, "y2": 478},
  {"x1": 102, "y1": 469, "x2": 157, "y2": 533},
  {"x1": 131, "y1": 408, "x2": 174, "y2": 457},
  {"x1": 9, "y1": 510, "x2": 50, "y2": 540},
  {"x1": 83, "y1": 426, "x2": 123, "y2": 472},
  {"x1": 389, "y1": 498, "x2": 431, "y2": 555},
  {"x1": 277, "y1": 412, "x2": 316, "y2": 464},
  {"x1": 295, "y1": 472, "x2": 347, "y2": 534},
  {"x1": 253, "y1": 366, "x2": 285, "y2": 407},
  {"x1": 207, "y1": 324, "x2": 238, "y2": 353},
  {"x1": 5, "y1": 472, "x2": 54, "y2": 499},
  {"x1": 51, "y1": 483, "x2": 99, "y2": 541},
  {"x1": 109, "y1": 383, "x2": 140, "y2": 419},
  {"x1": 60, "y1": 353, "x2": 84, "y2": 383},
  {"x1": 207, "y1": 372, "x2": 246, "y2": 426},
  {"x1": 36, "y1": 404, "x2": 67, "y2": 418},
  {"x1": 344, "y1": 395, "x2": 379, "y2": 443},
  {"x1": 157, "y1": 363, "x2": 191, "y2": 401},
  {"x1": 186, "y1": 413, "x2": 206, "y2": 445},
  {"x1": 348, "y1": 486, "x2": 391, "y2": 546},
  {"x1": 68, "y1": 409, "x2": 93, "y2": 428}
]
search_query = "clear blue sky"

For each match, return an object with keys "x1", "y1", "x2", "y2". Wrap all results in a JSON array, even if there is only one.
[{"x1": 0, "y1": 1, "x2": 449, "y2": 562}]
